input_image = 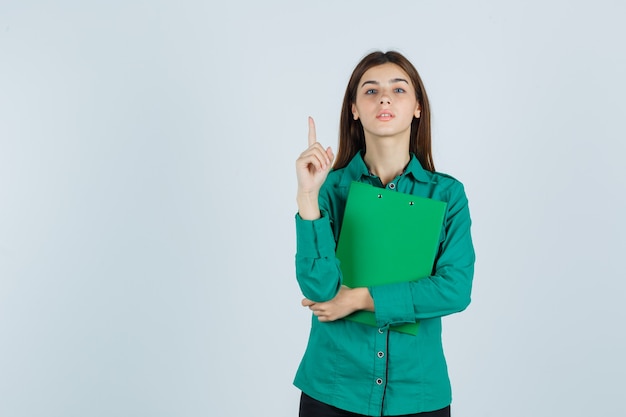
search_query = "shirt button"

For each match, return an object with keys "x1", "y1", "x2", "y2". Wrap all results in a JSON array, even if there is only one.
[
  {"x1": 377, "y1": 351, "x2": 385, "y2": 358},
  {"x1": 388, "y1": 183, "x2": 396, "y2": 190},
  {"x1": 376, "y1": 378, "x2": 383, "y2": 385},
  {"x1": 378, "y1": 328, "x2": 384, "y2": 334}
]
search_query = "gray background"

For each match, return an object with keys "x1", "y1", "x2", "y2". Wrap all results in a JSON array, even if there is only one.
[{"x1": 1, "y1": 1, "x2": 625, "y2": 416}]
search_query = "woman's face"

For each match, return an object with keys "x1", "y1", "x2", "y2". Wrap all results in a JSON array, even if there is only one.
[{"x1": 351, "y1": 63, "x2": 421, "y2": 142}]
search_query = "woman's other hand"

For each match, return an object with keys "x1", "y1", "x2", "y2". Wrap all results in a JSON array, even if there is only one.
[{"x1": 302, "y1": 286, "x2": 374, "y2": 322}]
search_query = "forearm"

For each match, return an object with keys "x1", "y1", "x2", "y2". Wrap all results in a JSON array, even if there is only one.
[
  {"x1": 369, "y1": 266, "x2": 473, "y2": 326},
  {"x1": 295, "y1": 213, "x2": 342, "y2": 302}
]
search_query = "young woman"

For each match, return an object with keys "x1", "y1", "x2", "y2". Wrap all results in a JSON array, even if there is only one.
[{"x1": 294, "y1": 51, "x2": 475, "y2": 417}]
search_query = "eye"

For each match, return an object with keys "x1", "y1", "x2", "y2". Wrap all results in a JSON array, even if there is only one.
[
  {"x1": 394, "y1": 87, "x2": 406, "y2": 93},
  {"x1": 365, "y1": 89, "x2": 377, "y2": 95}
]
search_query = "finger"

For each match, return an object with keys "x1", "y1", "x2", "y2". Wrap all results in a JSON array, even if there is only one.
[
  {"x1": 326, "y1": 146, "x2": 334, "y2": 165},
  {"x1": 302, "y1": 298, "x2": 314, "y2": 307},
  {"x1": 301, "y1": 142, "x2": 330, "y2": 168},
  {"x1": 298, "y1": 150, "x2": 327, "y2": 172},
  {"x1": 308, "y1": 116, "x2": 317, "y2": 147}
]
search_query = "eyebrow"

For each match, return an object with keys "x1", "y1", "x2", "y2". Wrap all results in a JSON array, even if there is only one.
[{"x1": 360, "y1": 78, "x2": 409, "y2": 88}]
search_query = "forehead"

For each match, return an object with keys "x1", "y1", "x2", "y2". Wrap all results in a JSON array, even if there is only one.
[{"x1": 358, "y1": 62, "x2": 412, "y2": 85}]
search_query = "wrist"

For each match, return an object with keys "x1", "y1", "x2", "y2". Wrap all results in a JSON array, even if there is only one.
[
  {"x1": 353, "y1": 287, "x2": 374, "y2": 312},
  {"x1": 297, "y1": 191, "x2": 320, "y2": 220}
]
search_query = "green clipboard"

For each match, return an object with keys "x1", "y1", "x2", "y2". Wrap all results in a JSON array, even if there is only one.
[{"x1": 335, "y1": 181, "x2": 447, "y2": 335}]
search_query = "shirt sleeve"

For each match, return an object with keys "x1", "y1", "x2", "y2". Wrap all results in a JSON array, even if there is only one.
[
  {"x1": 369, "y1": 181, "x2": 475, "y2": 327},
  {"x1": 295, "y1": 211, "x2": 343, "y2": 302}
]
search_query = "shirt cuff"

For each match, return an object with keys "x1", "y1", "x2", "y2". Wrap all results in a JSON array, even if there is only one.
[
  {"x1": 369, "y1": 282, "x2": 415, "y2": 327},
  {"x1": 295, "y1": 212, "x2": 337, "y2": 258}
]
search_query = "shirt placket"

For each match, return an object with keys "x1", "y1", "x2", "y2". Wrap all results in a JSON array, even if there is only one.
[
  {"x1": 373, "y1": 178, "x2": 398, "y2": 415},
  {"x1": 370, "y1": 326, "x2": 389, "y2": 415}
]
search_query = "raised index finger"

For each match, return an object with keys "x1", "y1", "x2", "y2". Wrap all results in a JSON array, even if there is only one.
[{"x1": 308, "y1": 116, "x2": 317, "y2": 147}]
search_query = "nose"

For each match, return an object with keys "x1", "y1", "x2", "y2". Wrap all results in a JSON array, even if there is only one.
[{"x1": 380, "y1": 93, "x2": 391, "y2": 105}]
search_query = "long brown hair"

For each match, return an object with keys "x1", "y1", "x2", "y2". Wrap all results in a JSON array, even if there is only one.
[{"x1": 333, "y1": 51, "x2": 435, "y2": 172}]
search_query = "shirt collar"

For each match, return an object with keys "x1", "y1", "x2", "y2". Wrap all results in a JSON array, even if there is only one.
[
  {"x1": 404, "y1": 153, "x2": 433, "y2": 183},
  {"x1": 339, "y1": 151, "x2": 433, "y2": 187}
]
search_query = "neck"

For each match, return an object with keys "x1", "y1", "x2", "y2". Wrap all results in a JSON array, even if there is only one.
[{"x1": 363, "y1": 135, "x2": 410, "y2": 186}]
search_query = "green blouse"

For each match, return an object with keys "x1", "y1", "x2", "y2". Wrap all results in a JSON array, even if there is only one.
[{"x1": 294, "y1": 152, "x2": 475, "y2": 416}]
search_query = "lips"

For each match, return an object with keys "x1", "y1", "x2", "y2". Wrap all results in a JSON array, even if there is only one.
[{"x1": 376, "y1": 110, "x2": 394, "y2": 121}]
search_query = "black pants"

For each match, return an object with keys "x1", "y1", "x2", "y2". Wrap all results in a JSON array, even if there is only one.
[{"x1": 299, "y1": 392, "x2": 451, "y2": 417}]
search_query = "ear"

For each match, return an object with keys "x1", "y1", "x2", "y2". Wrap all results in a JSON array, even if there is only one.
[
  {"x1": 414, "y1": 103, "x2": 421, "y2": 119},
  {"x1": 351, "y1": 103, "x2": 359, "y2": 120}
]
